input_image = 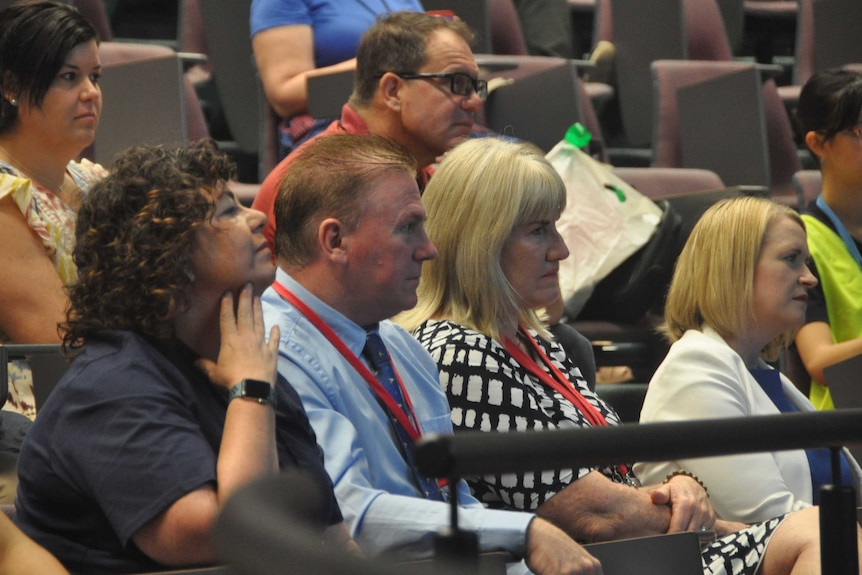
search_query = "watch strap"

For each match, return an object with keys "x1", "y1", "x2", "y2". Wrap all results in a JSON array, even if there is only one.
[{"x1": 229, "y1": 379, "x2": 276, "y2": 406}]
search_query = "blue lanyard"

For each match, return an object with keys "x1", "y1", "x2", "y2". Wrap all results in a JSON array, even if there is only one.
[{"x1": 816, "y1": 194, "x2": 862, "y2": 269}]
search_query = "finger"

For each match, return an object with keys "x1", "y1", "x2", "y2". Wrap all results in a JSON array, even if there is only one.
[
  {"x1": 667, "y1": 496, "x2": 696, "y2": 533},
  {"x1": 687, "y1": 512, "x2": 702, "y2": 533},
  {"x1": 218, "y1": 291, "x2": 237, "y2": 336},
  {"x1": 683, "y1": 503, "x2": 708, "y2": 532},
  {"x1": 235, "y1": 283, "x2": 254, "y2": 330},
  {"x1": 667, "y1": 512, "x2": 690, "y2": 533},
  {"x1": 252, "y1": 294, "x2": 265, "y2": 339},
  {"x1": 572, "y1": 554, "x2": 603, "y2": 575},
  {"x1": 649, "y1": 485, "x2": 671, "y2": 506},
  {"x1": 195, "y1": 358, "x2": 216, "y2": 380},
  {"x1": 267, "y1": 325, "x2": 280, "y2": 355},
  {"x1": 705, "y1": 508, "x2": 716, "y2": 530},
  {"x1": 696, "y1": 506, "x2": 715, "y2": 532}
]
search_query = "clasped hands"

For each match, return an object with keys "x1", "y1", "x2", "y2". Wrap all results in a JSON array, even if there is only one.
[{"x1": 648, "y1": 474, "x2": 714, "y2": 534}]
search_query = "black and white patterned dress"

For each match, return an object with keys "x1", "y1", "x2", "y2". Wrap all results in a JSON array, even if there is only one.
[{"x1": 414, "y1": 319, "x2": 785, "y2": 575}]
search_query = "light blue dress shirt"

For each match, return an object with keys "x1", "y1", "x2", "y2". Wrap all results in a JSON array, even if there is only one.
[{"x1": 262, "y1": 269, "x2": 533, "y2": 565}]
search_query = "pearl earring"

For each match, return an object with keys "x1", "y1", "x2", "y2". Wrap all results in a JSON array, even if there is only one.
[{"x1": 8, "y1": 98, "x2": 16, "y2": 106}]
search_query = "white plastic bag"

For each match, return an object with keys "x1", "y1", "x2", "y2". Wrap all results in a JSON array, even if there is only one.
[{"x1": 547, "y1": 127, "x2": 662, "y2": 316}]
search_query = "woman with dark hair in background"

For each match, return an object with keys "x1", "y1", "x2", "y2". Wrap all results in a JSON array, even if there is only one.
[
  {"x1": 14, "y1": 141, "x2": 355, "y2": 574},
  {"x1": 0, "y1": 0, "x2": 106, "y2": 417},
  {"x1": 794, "y1": 68, "x2": 862, "y2": 410}
]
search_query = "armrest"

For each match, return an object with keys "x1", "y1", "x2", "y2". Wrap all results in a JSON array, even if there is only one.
[
  {"x1": 176, "y1": 51, "x2": 209, "y2": 72},
  {"x1": 132, "y1": 568, "x2": 234, "y2": 575}
]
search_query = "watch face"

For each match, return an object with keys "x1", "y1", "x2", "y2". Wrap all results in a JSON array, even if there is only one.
[{"x1": 244, "y1": 379, "x2": 272, "y2": 399}]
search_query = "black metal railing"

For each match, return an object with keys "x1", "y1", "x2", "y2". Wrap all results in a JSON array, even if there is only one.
[{"x1": 416, "y1": 409, "x2": 862, "y2": 575}]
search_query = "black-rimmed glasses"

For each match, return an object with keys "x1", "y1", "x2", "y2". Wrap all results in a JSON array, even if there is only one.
[{"x1": 393, "y1": 72, "x2": 488, "y2": 101}]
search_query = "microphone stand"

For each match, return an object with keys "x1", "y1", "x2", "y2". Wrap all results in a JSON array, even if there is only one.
[
  {"x1": 821, "y1": 446, "x2": 859, "y2": 575},
  {"x1": 434, "y1": 473, "x2": 479, "y2": 575}
]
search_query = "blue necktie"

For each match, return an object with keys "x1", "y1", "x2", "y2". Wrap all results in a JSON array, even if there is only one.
[
  {"x1": 364, "y1": 328, "x2": 445, "y2": 501},
  {"x1": 364, "y1": 329, "x2": 405, "y2": 407}
]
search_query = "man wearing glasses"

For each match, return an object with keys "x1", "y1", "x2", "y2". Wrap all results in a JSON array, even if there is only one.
[{"x1": 253, "y1": 11, "x2": 486, "y2": 252}]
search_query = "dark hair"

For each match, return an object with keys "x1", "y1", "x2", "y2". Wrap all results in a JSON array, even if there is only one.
[
  {"x1": 350, "y1": 11, "x2": 474, "y2": 106},
  {"x1": 63, "y1": 140, "x2": 236, "y2": 348},
  {"x1": 274, "y1": 133, "x2": 417, "y2": 267},
  {"x1": 0, "y1": 0, "x2": 98, "y2": 133},
  {"x1": 796, "y1": 68, "x2": 862, "y2": 156}
]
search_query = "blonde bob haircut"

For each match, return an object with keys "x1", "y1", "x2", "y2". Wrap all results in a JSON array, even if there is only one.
[
  {"x1": 398, "y1": 137, "x2": 566, "y2": 342},
  {"x1": 662, "y1": 195, "x2": 805, "y2": 361}
]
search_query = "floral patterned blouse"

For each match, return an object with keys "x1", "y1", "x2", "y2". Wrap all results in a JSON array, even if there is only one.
[{"x1": 1, "y1": 159, "x2": 106, "y2": 418}]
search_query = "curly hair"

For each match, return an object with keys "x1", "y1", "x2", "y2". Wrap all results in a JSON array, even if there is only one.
[{"x1": 63, "y1": 140, "x2": 236, "y2": 348}]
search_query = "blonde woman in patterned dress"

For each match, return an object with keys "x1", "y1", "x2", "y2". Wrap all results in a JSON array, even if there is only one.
[
  {"x1": 0, "y1": 1, "x2": 106, "y2": 418},
  {"x1": 399, "y1": 136, "x2": 855, "y2": 575}
]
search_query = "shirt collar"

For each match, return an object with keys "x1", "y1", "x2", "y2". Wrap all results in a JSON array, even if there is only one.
[
  {"x1": 274, "y1": 267, "x2": 368, "y2": 357},
  {"x1": 339, "y1": 103, "x2": 372, "y2": 135}
]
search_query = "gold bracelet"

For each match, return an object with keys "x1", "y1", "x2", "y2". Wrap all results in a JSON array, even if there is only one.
[{"x1": 663, "y1": 470, "x2": 709, "y2": 497}]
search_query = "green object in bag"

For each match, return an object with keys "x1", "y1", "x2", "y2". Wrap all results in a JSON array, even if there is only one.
[{"x1": 564, "y1": 122, "x2": 592, "y2": 149}]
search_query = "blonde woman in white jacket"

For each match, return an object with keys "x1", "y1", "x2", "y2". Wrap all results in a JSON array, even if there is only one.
[{"x1": 635, "y1": 196, "x2": 862, "y2": 524}]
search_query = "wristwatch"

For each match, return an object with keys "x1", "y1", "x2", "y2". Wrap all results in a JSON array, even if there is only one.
[{"x1": 229, "y1": 379, "x2": 276, "y2": 406}]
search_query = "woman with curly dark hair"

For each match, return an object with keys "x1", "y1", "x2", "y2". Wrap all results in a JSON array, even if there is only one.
[{"x1": 13, "y1": 141, "x2": 355, "y2": 574}]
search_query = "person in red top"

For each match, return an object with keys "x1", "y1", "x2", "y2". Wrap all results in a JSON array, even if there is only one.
[{"x1": 252, "y1": 11, "x2": 486, "y2": 251}]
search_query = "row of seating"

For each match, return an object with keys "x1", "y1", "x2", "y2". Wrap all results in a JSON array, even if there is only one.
[
  {"x1": 54, "y1": 1, "x2": 857, "y2": 389},
  {"x1": 3, "y1": 342, "x2": 827, "y2": 575},
  {"x1": 67, "y1": 0, "x2": 862, "y2": 191},
  {"x1": 69, "y1": 0, "x2": 862, "y2": 207}
]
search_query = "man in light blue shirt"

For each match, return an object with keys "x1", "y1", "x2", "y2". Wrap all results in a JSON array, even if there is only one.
[{"x1": 261, "y1": 133, "x2": 601, "y2": 575}]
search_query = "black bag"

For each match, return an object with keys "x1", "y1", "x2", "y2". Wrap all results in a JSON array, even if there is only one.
[{"x1": 571, "y1": 200, "x2": 683, "y2": 324}]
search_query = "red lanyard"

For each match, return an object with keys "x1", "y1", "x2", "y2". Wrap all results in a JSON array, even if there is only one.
[
  {"x1": 504, "y1": 326, "x2": 609, "y2": 428},
  {"x1": 504, "y1": 326, "x2": 630, "y2": 476},
  {"x1": 271, "y1": 281, "x2": 423, "y2": 443}
]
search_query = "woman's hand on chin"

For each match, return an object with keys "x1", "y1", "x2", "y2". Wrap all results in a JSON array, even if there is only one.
[{"x1": 196, "y1": 283, "x2": 280, "y2": 389}]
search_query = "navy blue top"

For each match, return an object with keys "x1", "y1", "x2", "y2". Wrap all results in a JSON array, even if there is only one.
[
  {"x1": 15, "y1": 330, "x2": 341, "y2": 575},
  {"x1": 750, "y1": 367, "x2": 852, "y2": 502}
]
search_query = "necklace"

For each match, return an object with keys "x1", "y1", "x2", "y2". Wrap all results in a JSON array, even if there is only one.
[
  {"x1": 0, "y1": 144, "x2": 69, "y2": 195},
  {"x1": 355, "y1": 0, "x2": 393, "y2": 18}
]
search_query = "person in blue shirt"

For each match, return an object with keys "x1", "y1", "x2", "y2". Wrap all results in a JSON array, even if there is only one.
[
  {"x1": 261, "y1": 132, "x2": 602, "y2": 575},
  {"x1": 251, "y1": 0, "x2": 423, "y2": 155}
]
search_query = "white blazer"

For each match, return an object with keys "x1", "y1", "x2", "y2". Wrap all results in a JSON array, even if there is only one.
[{"x1": 633, "y1": 327, "x2": 862, "y2": 523}]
